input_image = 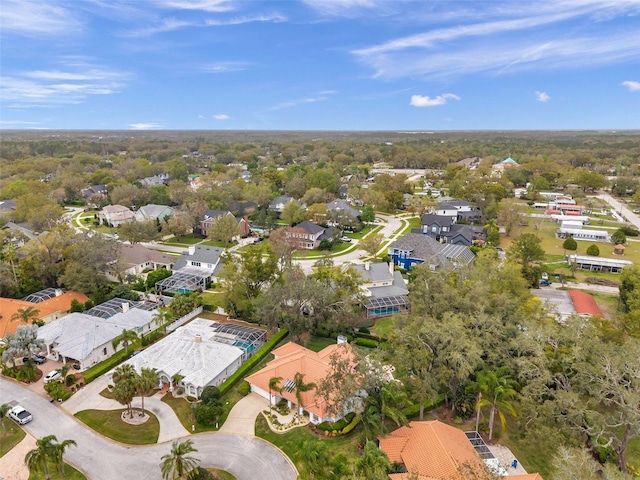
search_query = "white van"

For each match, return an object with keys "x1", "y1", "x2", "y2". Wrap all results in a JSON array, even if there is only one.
[{"x1": 44, "y1": 370, "x2": 61, "y2": 383}]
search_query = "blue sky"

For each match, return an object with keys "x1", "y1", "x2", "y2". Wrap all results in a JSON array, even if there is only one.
[{"x1": 1, "y1": 0, "x2": 639, "y2": 130}]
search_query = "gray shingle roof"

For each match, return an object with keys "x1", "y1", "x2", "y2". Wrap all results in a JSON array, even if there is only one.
[
  {"x1": 173, "y1": 245, "x2": 224, "y2": 270},
  {"x1": 295, "y1": 220, "x2": 325, "y2": 235},
  {"x1": 421, "y1": 214, "x2": 454, "y2": 227}
]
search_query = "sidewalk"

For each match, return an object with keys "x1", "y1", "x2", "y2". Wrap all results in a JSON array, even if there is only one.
[
  {"x1": 61, "y1": 375, "x2": 189, "y2": 442},
  {"x1": 0, "y1": 432, "x2": 35, "y2": 480}
]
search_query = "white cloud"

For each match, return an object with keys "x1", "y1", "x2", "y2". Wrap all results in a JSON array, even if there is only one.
[
  {"x1": 198, "y1": 115, "x2": 205, "y2": 119},
  {"x1": 535, "y1": 90, "x2": 550, "y2": 102},
  {"x1": 351, "y1": 3, "x2": 640, "y2": 80},
  {"x1": 205, "y1": 13, "x2": 287, "y2": 26},
  {"x1": 0, "y1": 120, "x2": 40, "y2": 126},
  {"x1": 0, "y1": 0, "x2": 82, "y2": 36},
  {"x1": 302, "y1": 0, "x2": 382, "y2": 16},
  {"x1": 622, "y1": 80, "x2": 640, "y2": 92},
  {"x1": 154, "y1": 0, "x2": 235, "y2": 12},
  {"x1": 213, "y1": 114, "x2": 230, "y2": 120},
  {"x1": 129, "y1": 123, "x2": 164, "y2": 130},
  {"x1": 126, "y1": 18, "x2": 197, "y2": 37},
  {"x1": 1, "y1": 61, "x2": 129, "y2": 107},
  {"x1": 203, "y1": 62, "x2": 251, "y2": 73},
  {"x1": 410, "y1": 93, "x2": 460, "y2": 107}
]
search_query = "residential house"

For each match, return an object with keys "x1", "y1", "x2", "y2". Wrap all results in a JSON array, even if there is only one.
[
  {"x1": 455, "y1": 156, "x2": 482, "y2": 169},
  {"x1": 122, "y1": 318, "x2": 266, "y2": 398},
  {"x1": 350, "y1": 262, "x2": 409, "y2": 318},
  {"x1": 284, "y1": 221, "x2": 335, "y2": 250},
  {"x1": 534, "y1": 289, "x2": 603, "y2": 321},
  {"x1": 246, "y1": 341, "x2": 357, "y2": 424},
  {"x1": 106, "y1": 243, "x2": 175, "y2": 282},
  {"x1": 436, "y1": 199, "x2": 481, "y2": 223},
  {"x1": 139, "y1": 173, "x2": 169, "y2": 187},
  {"x1": 1, "y1": 222, "x2": 37, "y2": 244},
  {"x1": 268, "y1": 196, "x2": 295, "y2": 212},
  {"x1": 200, "y1": 209, "x2": 250, "y2": 238},
  {"x1": 326, "y1": 199, "x2": 360, "y2": 224},
  {"x1": 38, "y1": 306, "x2": 159, "y2": 370},
  {"x1": 99, "y1": 205, "x2": 136, "y2": 227},
  {"x1": 156, "y1": 245, "x2": 225, "y2": 293},
  {"x1": 0, "y1": 289, "x2": 89, "y2": 338},
  {"x1": 81, "y1": 185, "x2": 108, "y2": 199},
  {"x1": 380, "y1": 420, "x2": 544, "y2": 480},
  {"x1": 388, "y1": 233, "x2": 475, "y2": 272},
  {"x1": 239, "y1": 170, "x2": 252, "y2": 182},
  {"x1": 420, "y1": 214, "x2": 474, "y2": 246},
  {"x1": 491, "y1": 156, "x2": 519, "y2": 175},
  {"x1": 135, "y1": 204, "x2": 175, "y2": 223},
  {"x1": 568, "y1": 290, "x2": 603, "y2": 317},
  {"x1": 0, "y1": 199, "x2": 17, "y2": 218}
]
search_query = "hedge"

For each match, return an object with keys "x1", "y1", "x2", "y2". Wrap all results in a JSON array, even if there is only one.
[
  {"x1": 82, "y1": 341, "x2": 141, "y2": 384},
  {"x1": 402, "y1": 393, "x2": 446, "y2": 418},
  {"x1": 354, "y1": 337, "x2": 379, "y2": 348},
  {"x1": 141, "y1": 330, "x2": 164, "y2": 346},
  {"x1": 218, "y1": 328, "x2": 289, "y2": 396},
  {"x1": 341, "y1": 414, "x2": 360, "y2": 435}
]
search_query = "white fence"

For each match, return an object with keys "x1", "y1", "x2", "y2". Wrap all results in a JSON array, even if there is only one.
[{"x1": 166, "y1": 306, "x2": 203, "y2": 332}]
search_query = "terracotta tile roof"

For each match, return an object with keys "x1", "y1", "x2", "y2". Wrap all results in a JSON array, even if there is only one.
[
  {"x1": 511, "y1": 475, "x2": 544, "y2": 480},
  {"x1": 568, "y1": 290, "x2": 603, "y2": 317},
  {"x1": 379, "y1": 421, "x2": 484, "y2": 480},
  {"x1": 0, "y1": 291, "x2": 89, "y2": 338},
  {"x1": 246, "y1": 341, "x2": 355, "y2": 419}
]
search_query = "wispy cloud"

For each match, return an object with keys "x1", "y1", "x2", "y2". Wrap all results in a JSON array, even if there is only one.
[
  {"x1": 126, "y1": 18, "x2": 197, "y2": 37},
  {"x1": 262, "y1": 91, "x2": 336, "y2": 112},
  {"x1": 302, "y1": 0, "x2": 383, "y2": 17},
  {"x1": 205, "y1": 13, "x2": 287, "y2": 26},
  {"x1": 535, "y1": 91, "x2": 550, "y2": 102},
  {"x1": 154, "y1": 0, "x2": 235, "y2": 13},
  {"x1": 0, "y1": 120, "x2": 41, "y2": 126},
  {"x1": 410, "y1": 93, "x2": 460, "y2": 107},
  {"x1": 129, "y1": 123, "x2": 164, "y2": 130},
  {"x1": 622, "y1": 80, "x2": 640, "y2": 92},
  {"x1": 1, "y1": 59, "x2": 130, "y2": 107},
  {"x1": 0, "y1": 0, "x2": 82, "y2": 36},
  {"x1": 213, "y1": 114, "x2": 230, "y2": 120},
  {"x1": 352, "y1": 2, "x2": 640, "y2": 79},
  {"x1": 203, "y1": 62, "x2": 252, "y2": 73}
]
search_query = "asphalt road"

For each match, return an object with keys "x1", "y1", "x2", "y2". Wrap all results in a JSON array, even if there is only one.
[
  {"x1": 0, "y1": 378, "x2": 297, "y2": 480},
  {"x1": 594, "y1": 193, "x2": 640, "y2": 229}
]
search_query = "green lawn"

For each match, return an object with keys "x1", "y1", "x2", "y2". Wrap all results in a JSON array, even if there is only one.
[
  {"x1": 255, "y1": 415, "x2": 360, "y2": 477},
  {"x1": 348, "y1": 224, "x2": 382, "y2": 239},
  {"x1": 200, "y1": 291, "x2": 225, "y2": 309},
  {"x1": 29, "y1": 461, "x2": 87, "y2": 480},
  {"x1": 304, "y1": 336, "x2": 336, "y2": 352},
  {"x1": 74, "y1": 409, "x2": 159, "y2": 444},
  {"x1": 369, "y1": 316, "x2": 396, "y2": 338},
  {"x1": 161, "y1": 395, "x2": 212, "y2": 433},
  {"x1": 0, "y1": 423, "x2": 26, "y2": 457},
  {"x1": 627, "y1": 436, "x2": 640, "y2": 469},
  {"x1": 292, "y1": 242, "x2": 353, "y2": 259},
  {"x1": 200, "y1": 239, "x2": 232, "y2": 248},
  {"x1": 161, "y1": 234, "x2": 202, "y2": 245},
  {"x1": 206, "y1": 468, "x2": 236, "y2": 480}
]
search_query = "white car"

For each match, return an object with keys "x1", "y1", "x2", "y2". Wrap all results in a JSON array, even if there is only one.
[
  {"x1": 9, "y1": 405, "x2": 33, "y2": 425},
  {"x1": 44, "y1": 370, "x2": 61, "y2": 383},
  {"x1": 340, "y1": 236, "x2": 352, "y2": 242}
]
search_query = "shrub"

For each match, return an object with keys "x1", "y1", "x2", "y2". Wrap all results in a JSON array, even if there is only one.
[
  {"x1": 45, "y1": 381, "x2": 71, "y2": 401},
  {"x1": 358, "y1": 327, "x2": 370, "y2": 334},
  {"x1": 586, "y1": 244, "x2": 600, "y2": 256},
  {"x1": 562, "y1": 237, "x2": 578, "y2": 251},
  {"x1": 237, "y1": 380, "x2": 251, "y2": 396},
  {"x1": 619, "y1": 225, "x2": 639, "y2": 237},
  {"x1": 313, "y1": 328, "x2": 330, "y2": 338},
  {"x1": 65, "y1": 374, "x2": 76, "y2": 387},
  {"x1": 355, "y1": 337, "x2": 378, "y2": 348},
  {"x1": 218, "y1": 329, "x2": 289, "y2": 396},
  {"x1": 611, "y1": 230, "x2": 627, "y2": 245},
  {"x1": 201, "y1": 386, "x2": 221, "y2": 404},
  {"x1": 341, "y1": 414, "x2": 360, "y2": 435},
  {"x1": 402, "y1": 394, "x2": 446, "y2": 418},
  {"x1": 141, "y1": 330, "x2": 163, "y2": 346}
]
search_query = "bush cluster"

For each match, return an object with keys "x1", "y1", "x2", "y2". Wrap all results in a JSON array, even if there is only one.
[
  {"x1": 141, "y1": 330, "x2": 164, "y2": 346},
  {"x1": 318, "y1": 412, "x2": 359, "y2": 435}
]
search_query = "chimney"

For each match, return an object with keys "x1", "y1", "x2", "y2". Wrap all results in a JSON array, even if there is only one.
[
  {"x1": 364, "y1": 262, "x2": 370, "y2": 271},
  {"x1": 388, "y1": 260, "x2": 394, "y2": 275},
  {"x1": 188, "y1": 245, "x2": 196, "y2": 255},
  {"x1": 54, "y1": 289, "x2": 63, "y2": 297},
  {"x1": 122, "y1": 302, "x2": 129, "y2": 313},
  {"x1": 195, "y1": 334, "x2": 202, "y2": 343}
]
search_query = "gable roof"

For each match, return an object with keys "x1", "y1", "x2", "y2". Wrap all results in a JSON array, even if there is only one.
[
  {"x1": 173, "y1": 245, "x2": 224, "y2": 270},
  {"x1": 136, "y1": 204, "x2": 174, "y2": 220},
  {"x1": 246, "y1": 341, "x2": 355, "y2": 419},
  {"x1": 326, "y1": 199, "x2": 360, "y2": 218},
  {"x1": 0, "y1": 291, "x2": 89, "y2": 338},
  {"x1": 388, "y1": 233, "x2": 446, "y2": 260},
  {"x1": 438, "y1": 200, "x2": 472, "y2": 210},
  {"x1": 501, "y1": 157, "x2": 519, "y2": 165},
  {"x1": 295, "y1": 220, "x2": 325, "y2": 235},
  {"x1": 379, "y1": 421, "x2": 484, "y2": 480},
  {"x1": 117, "y1": 243, "x2": 175, "y2": 268},
  {"x1": 270, "y1": 196, "x2": 294, "y2": 205},
  {"x1": 421, "y1": 214, "x2": 454, "y2": 228},
  {"x1": 568, "y1": 290, "x2": 603, "y2": 317},
  {"x1": 1, "y1": 222, "x2": 37, "y2": 239}
]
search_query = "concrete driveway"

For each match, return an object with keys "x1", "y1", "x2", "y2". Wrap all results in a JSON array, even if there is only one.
[
  {"x1": 0, "y1": 377, "x2": 297, "y2": 480},
  {"x1": 219, "y1": 393, "x2": 268, "y2": 435}
]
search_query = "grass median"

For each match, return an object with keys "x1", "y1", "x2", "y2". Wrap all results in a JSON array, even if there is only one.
[
  {"x1": 75, "y1": 409, "x2": 159, "y2": 444},
  {"x1": 0, "y1": 423, "x2": 26, "y2": 457}
]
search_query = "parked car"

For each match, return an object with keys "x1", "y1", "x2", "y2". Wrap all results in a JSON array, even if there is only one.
[
  {"x1": 340, "y1": 236, "x2": 352, "y2": 242},
  {"x1": 9, "y1": 405, "x2": 33, "y2": 425},
  {"x1": 633, "y1": 208, "x2": 640, "y2": 213},
  {"x1": 44, "y1": 370, "x2": 61, "y2": 383},
  {"x1": 23, "y1": 354, "x2": 47, "y2": 365}
]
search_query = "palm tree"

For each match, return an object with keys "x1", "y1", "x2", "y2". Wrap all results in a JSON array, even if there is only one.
[
  {"x1": 112, "y1": 328, "x2": 138, "y2": 355},
  {"x1": 51, "y1": 437, "x2": 77, "y2": 477},
  {"x1": 359, "y1": 405, "x2": 383, "y2": 443},
  {"x1": 160, "y1": 439, "x2": 200, "y2": 480},
  {"x1": 137, "y1": 368, "x2": 158, "y2": 416},
  {"x1": 292, "y1": 372, "x2": 316, "y2": 415},
  {"x1": 469, "y1": 367, "x2": 519, "y2": 441},
  {"x1": 112, "y1": 364, "x2": 137, "y2": 418},
  {"x1": 354, "y1": 441, "x2": 391, "y2": 480},
  {"x1": 0, "y1": 403, "x2": 11, "y2": 434},
  {"x1": 11, "y1": 306, "x2": 41, "y2": 324},
  {"x1": 268, "y1": 376, "x2": 282, "y2": 413},
  {"x1": 366, "y1": 381, "x2": 408, "y2": 430},
  {"x1": 301, "y1": 439, "x2": 329, "y2": 479},
  {"x1": 25, "y1": 435, "x2": 57, "y2": 480}
]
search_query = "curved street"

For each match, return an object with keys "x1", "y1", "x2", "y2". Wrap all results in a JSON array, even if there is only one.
[{"x1": 0, "y1": 378, "x2": 297, "y2": 480}]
